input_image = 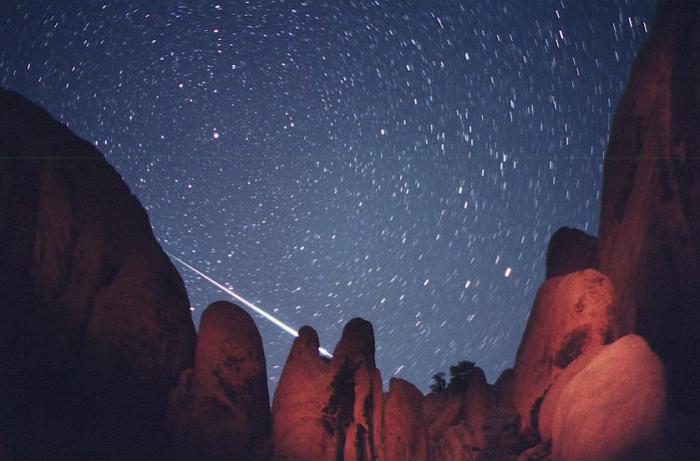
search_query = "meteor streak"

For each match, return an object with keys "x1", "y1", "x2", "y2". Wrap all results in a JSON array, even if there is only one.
[{"x1": 165, "y1": 250, "x2": 333, "y2": 359}]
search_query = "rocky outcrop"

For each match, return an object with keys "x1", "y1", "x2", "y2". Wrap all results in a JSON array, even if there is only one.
[
  {"x1": 550, "y1": 335, "x2": 666, "y2": 461},
  {"x1": 597, "y1": 0, "x2": 700, "y2": 419},
  {"x1": 536, "y1": 346, "x2": 602, "y2": 444},
  {"x1": 511, "y1": 269, "x2": 617, "y2": 435},
  {"x1": 545, "y1": 227, "x2": 598, "y2": 280},
  {"x1": 422, "y1": 368, "x2": 523, "y2": 461},
  {"x1": 164, "y1": 301, "x2": 271, "y2": 461},
  {"x1": 271, "y1": 326, "x2": 331, "y2": 460},
  {"x1": 382, "y1": 378, "x2": 427, "y2": 461},
  {"x1": 271, "y1": 318, "x2": 383, "y2": 461},
  {"x1": 272, "y1": 320, "x2": 513, "y2": 461},
  {"x1": 0, "y1": 89, "x2": 197, "y2": 460}
]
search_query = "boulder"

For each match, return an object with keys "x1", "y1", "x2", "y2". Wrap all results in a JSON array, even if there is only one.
[
  {"x1": 165, "y1": 301, "x2": 270, "y2": 461},
  {"x1": 0, "y1": 88, "x2": 196, "y2": 460},
  {"x1": 512, "y1": 269, "x2": 617, "y2": 433},
  {"x1": 551, "y1": 335, "x2": 666, "y2": 461},
  {"x1": 536, "y1": 345, "x2": 603, "y2": 443},
  {"x1": 545, "y1": 227, "x2": 598, "y2": 280}
]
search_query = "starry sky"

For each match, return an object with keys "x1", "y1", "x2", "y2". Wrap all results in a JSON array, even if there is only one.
[{"x1": 2, "y1": 0, "x2": 655, "y2": 393}]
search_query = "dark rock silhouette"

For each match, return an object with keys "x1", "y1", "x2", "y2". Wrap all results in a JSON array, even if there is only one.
[
  {"x1": 597, "y1": 0, "x2": 700, "y2": 455},
  {"x1": 0, "y1": 88, "x2": 196, "y2": 460},
  {"x1": 164, "y1": 301, "x2": 271, "y2": 461},
  {"x1": 545, "y1": 227, "x2": 598, "y2": 280}
]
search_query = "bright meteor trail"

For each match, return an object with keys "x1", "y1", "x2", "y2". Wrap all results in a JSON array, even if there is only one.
[{"x1": 165, "y1": 250, "x2": 334, "y2": 359}]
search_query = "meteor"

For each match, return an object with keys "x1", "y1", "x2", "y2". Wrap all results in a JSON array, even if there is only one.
[{"x1": 165, "y1": 250, "x2": 334, "y2": 359}]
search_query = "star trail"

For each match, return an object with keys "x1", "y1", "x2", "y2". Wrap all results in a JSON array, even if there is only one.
[{"x1": 1, "y1": 0, "x2": 655, "y2": 393}]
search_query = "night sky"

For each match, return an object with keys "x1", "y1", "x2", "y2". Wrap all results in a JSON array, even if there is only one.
[{"x1": 2, "y1": 1, "x2": 655, "y2": 393}]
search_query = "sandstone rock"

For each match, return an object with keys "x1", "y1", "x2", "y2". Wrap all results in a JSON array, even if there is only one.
[
  {"x1": 551, "y1": 335, "x2": 666, "y2": 461},
  {"x1": 536, "y1": 345, "x2": 603, "y2": 443},
  {"x1": 424, "y1": 394, "x2": 463, "y2": 442},
  {"x1": 461, "y1": 368, "x2": 492, "y2": 451},
  {"x1": 600, "y1": 0, "x2": 700, "y2": 413},
  {"x1": 596, "y1": 1, "x2": 700, "y2": 455},
  {"x1": 511, "y1": 269, "x2": 617, "y2": 434},
  {"x1": 332, "y1": 318, "x2": 382, "y2": 461},
  {"x1": 271, "y1": 318, "x2": 383, "y2": 461},
  {"x1": 382, "y1": 378, "x2": 427, "y2": 461},
  {"x1": 271, "y1": 326, "x2": 331, "y2": 461},
  {"x1": 545, "y1": 227, "x2": 598, "y2": 280},
  {"x1": 494, "y1": 368, "x2": 515, "y2": 412},
  {"x1": 423, "y1": 368, "x2": 504, "y2": 461},
  {"x1": 334, "y1": 317, "x2": 376, "y2": 368},
  {"x1": 516, "y1": 443, "x2": 551, "y2": 461},
  {"x1": 0, "y1": 89, "x2": 196, "y2": 460},
  {"x1": 165, "y1": 301, "x2": 270, "y2": 461},
  {"x1": 431, "y1": 424, "x2": 471, "y2": 461}
]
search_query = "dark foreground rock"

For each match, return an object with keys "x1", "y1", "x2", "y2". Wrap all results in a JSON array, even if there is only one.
[
  {"x1": 597, "y1": 0, "x2": 700, "y2": 455},
  {"x1": 0, "y1": 88, "x2": 197, "y2": 460}
]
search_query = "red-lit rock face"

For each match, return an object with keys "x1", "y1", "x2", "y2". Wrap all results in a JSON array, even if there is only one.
[
  {"x1": 271, "y1": 326, "x2": 330, "y2": 461},
  {"x1": 536, "y1": 344, "x2": 603, "y2": 444},
  {"x1": 550, "y1": 335, "x2": 667, "y2": 461},
  {"x1": 383, "y1": 378, "x2": 427, "y2": 461},
  {"x1": 165, "y1": 301, "x2": 271, "y2": 461},
  {"x1": 511, "y1": 269, "x2": 617, "y2": 434},
  {"x1": 271, "y1": 318, "x2": 384, "y2": 461}
]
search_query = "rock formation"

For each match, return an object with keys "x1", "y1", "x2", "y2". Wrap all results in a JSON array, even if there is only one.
[
  {"x1": 271, "y1": 326, "x2": 332, "y2": 460},
  {"x1": 511, "y1": 269, "x2": 617, "y2": 435},
  {"x1": 0, "y1": 88, "x2": 197, "y2": 460},
  {"x1": 164, "y1": 301, "x2": 271, "y2": 461},
  {"x1": 272, "y1": 318, "x2": 384, "y2": 461},
  {"x1": 550, "y1": 335, "x2": 666, "y2": 461},
  {"x1": 596, "y1": 0, "x2": 700, "y2": 455},
  {"x1": 545, "y1": 227, "x2": 598, "y2": 280},
  {"x1": 382, "y1": 378, "x2": 427, "y2": 461},
  {"x1": 0, "y1": 0, "x2": 697, "y2": 459}
]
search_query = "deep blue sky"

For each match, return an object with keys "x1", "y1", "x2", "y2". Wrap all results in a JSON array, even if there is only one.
[{"x1": 2, "y1": 0, "x2": 655, "y2": 393}]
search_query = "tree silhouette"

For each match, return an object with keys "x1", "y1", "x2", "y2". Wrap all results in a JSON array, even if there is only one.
[
  {"x1": 429, "y1": 372, "x2": 447, "y2": 393},
  {"x1": 430, "y1": 360, "x2": 476, "y2": 394},
  {"x1": 446, "y1": 360, "x2": 476, "y2": 393}
]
